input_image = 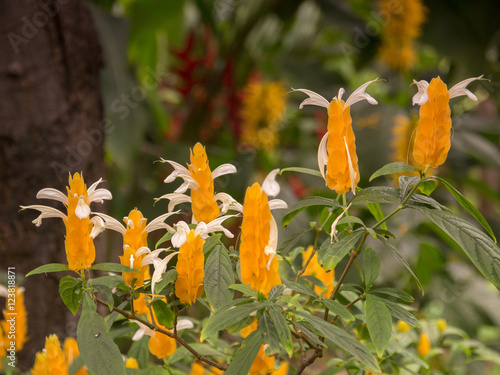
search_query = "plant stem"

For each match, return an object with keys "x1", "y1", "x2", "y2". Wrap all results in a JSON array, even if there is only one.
[{"x1": 94, "y1": 297, "x2": 227, "y2": 371}]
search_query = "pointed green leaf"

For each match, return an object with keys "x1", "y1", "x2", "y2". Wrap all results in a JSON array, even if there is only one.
[
  {"x1": 351, "y1": 187, "x2": 400, "y2": 205},
  {"x1": 229, "y1": 284, "x2": 258, "y2": 298},
  {"x1": 411, "y1": 205, "x2": 500, "y2": 289},
  {"x1": 268, "y1": 306, "x2": 293, "y2": 357},
  {"x1": 68, "y1": 355, "x2": 85, "y2": 375},
  {"x1": 435, "y1": 177, "x2": 496, "y2": 243},
  {"x1": 280, "y1": 167, "x2": 322, "y2": 178},
  {"x1": 365, "y1": 294, "x2": 392, "y2": 358},
  {"x1": 203, "y1": 233, "x2": 223, "y2": 254},
  {"x1": 77, "y1": 292, "x2": 126, "y2": 375},
  {"x1": 26, "y1": 263, "x2": 70, "y2": 277},
  {"x1": 283, "y1": 280, "x2": 318, "y2": 298},
  {"x1": 225, "y1": 331, "x2": 264, "y2": 375},
  {"x1": 204, "y1": 245, "x2": 234, "y2": 310},
  {"x1": 363, "y1": 247, "x2": 380, "y2": 290},
  {"x1": 318, "y1": 230, "x2": 365, "y2": 271},
  {"x1": 153, "y1": 269, "x2": 177, "y2": 293},
  {"x1": 152, "y1": 299, "x2": 175, "y2": 329},
  {"x1": 282, "y1": 196, "x2": 341, "y2": 228},
  {"x1": 259, "y1": 313, "x2": 280, "y2": 355},
  {"x1": 378, "y1": 237, "x2": 423, "y2": 294},
  {"x1": 155, "y1": 231, "x2": 173, "y2": 249},
  {"x1": 371, "y1": 287, "x2": 413, "y2": 303},
  {"x1": 200, "y1": 302, "x2": 268, "y2": 341},
  {"x1": 399, "y1": 176, "x2": 420, "y2": 201},
  {"x1": 91, "y1": 275, "x2": 123, "y2": 290},
  {"x1": 294, "y1": 310, "x2": 380, "y2": 373},
  {"x1": 59, "y1": 276, "x2": 82, "y2": 315},
  {"x1": 369, "y1": 162, "x2": 420, "y2": 182},
  {"x1": 90, "y1": 263, "x2": 139, "y2": 273},
  {"x1": 322, "y1": 299, "x2": 355, "y2": 321},
  {"x1": 268, "y1": 285, "x2": 287, "y2": 301},
  {"x1": 338, "y1": 216, "x2": 366, "y2": 227},
  {"x1": 93, "y1": 284, "x2": 114, "y2": 311},
  {"x1": 418, "y1": 179, "x2": 438, "y2": 196},
  {"x1": 382, "y1": 299, "x2": 420, "y2": 328},
  {"x1": 366, "y1": 202, "x2": 387, "y2": 230},
  {"x1": 277, "y1": 228, "x2": 313, "y2": 255}
]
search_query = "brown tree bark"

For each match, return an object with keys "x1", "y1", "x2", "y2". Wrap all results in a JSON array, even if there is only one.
[{"x1": 0, "y1": 0, "x2": 105, "y2": 369}]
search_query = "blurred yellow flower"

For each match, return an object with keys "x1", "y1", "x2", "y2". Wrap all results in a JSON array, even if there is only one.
[
  {"x1": 125, "y1": 357, "x2": 139, "y2": 369},
  {"x1": 63, "y1": 337, "x2": 87, "y2": 375},
  {"x1": 240, "y1": 81, "x2": 287, "y2": 151},
  {"x1": 396, "y1": 320, "x2": 410, "y2": 332},
  {"x1": 417, "y1": 332, "x2": 431, "y2": 357},
  {"x1": 302, "y1": 246, "x2": 335, "y2": 296},
  {"x1": 437, "y1": 318, "x2": 447, "y2": 333},
  {"x1": 31, "y1": 334, "x2": 68, "y2": 375},
  {"x1": 378, "y1": 0, "x2": 426, "y2": 72}
]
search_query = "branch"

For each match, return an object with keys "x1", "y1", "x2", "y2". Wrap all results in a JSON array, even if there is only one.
[{"x1": 95, "y1": 297, "x2": 227, "y2": 371}]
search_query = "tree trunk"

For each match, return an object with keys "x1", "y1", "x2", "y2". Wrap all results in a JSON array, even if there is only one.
[{"x1": 0, "y1": 0, "x2": 104, "y2": 369}]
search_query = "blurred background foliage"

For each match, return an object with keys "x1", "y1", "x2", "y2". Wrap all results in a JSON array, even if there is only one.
[{"x1": 87, "y1": 0, "x2": 500, "y2": 372}]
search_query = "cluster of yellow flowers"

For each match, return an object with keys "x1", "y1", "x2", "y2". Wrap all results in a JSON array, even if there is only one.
[
  {"x1": 240, "y1": 81, "x2": 287, "y2": 151},
  {"x1": 378, "y1": 0, "x2": 427, "y2": 72},
  {"x1": 31, "y1": 335, "x2": 86, "y2": 375},
  {"x1": 396, "y1": 318, "x2": 448, "y2": 358},
  {"x1": 0, "y1": 287, "x2": 28, "y2": 370}
]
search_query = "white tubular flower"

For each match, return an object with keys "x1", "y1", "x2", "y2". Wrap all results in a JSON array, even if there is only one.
[
  {"x1": 132, "y1": 318, "x2": 194, "y2": 341},
  {"x1": 93, "y1": 211, "x2": 179, "y2": 236},
  {"x1": 262, "y1": 169, "x2": 281, "y2": 197},
  {"x1": 87, "y1": 178, "x2": 113, "y2": 204},
  {"x1": 264, "y1": 217, "x2": 279, "y2": 270},
  {"x1": 151, "y1": 251, "x2": 180, "y2": 295},
  {"x1": 293, "y1": 88, "x2": 330, "y2": 109},
  {"x1": 170, "y1": 215, "x2": 238, "y2": 248},
  {"x1": 20, "y1": 205, "x2": 67, "y2": 227},
  {"x1": 331, "y1": 203, "x2": 352, "y2": 242},
  {"x1": 176, "y1": 319, "x2": 194, "y2": 331},
  {"x1": 344, "y1": 137, "x2": 357, "y2": 195},
  {"x1": 448, "y1": 75, "x2": 483, "y2": 100},
  {"x1": 412, "y1": 79, "x2": 430, "y2": 105},
  {"x1": 170, "y1": 221, "x2": 191, "y2": 248},
  {"x1": 214, "y1": 192, "x2": 243, "y2": 213}
]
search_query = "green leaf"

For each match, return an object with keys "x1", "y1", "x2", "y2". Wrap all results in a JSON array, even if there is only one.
[
  {"x1": 363, "y1": 248, "x2": 380, "y2": 290},
  {"x1": 153, "y1": 269, "x2": 177, "y2": 293},
  {"x1": 225, "y1": 331, "x2": 264, "y2": 375},
  {"x1": 280, "y1": 167, "x2": 322, "y2": 178},
  {"x1": 152, "y1": 299, "x2": 175, "y2": 329},
  {"x1": 371, "y1": 287, "x2": 413, "y2": 303},
  {"x1": 277, "y1": 228, "x2": 313, "y2": 255},
  {"x1": 418, "y1": 179, "x2": 438, "y2": 196},
  {"x1": 204, "y1": 245, "x2": 234, "y2": 310},
  {"x1": 294, "y1": 310, "x2": 380, "y2": 373},
  {"x1": 435, "y1": 177, "x2": 497, "y2": 243},
  {"x1": 200, "y1": 302, "x2": 268, "y2": 341},
  {"x1": 91, "y1": 275, "x2": 123, "y2": 290},
  {"x1": 93, "y1": 284, "x2": 114, "y2": 311},
  {"x1": 366, "y1": 202, "x2": 387, "y2": 230},
  {"x1": 155, "y1": 231, "x2": 173, "y2": 249},
  {"x1": 338, "y1": 216, "x2": 366, "y2": 227},
  {"x1": 203, "y1": 233, "x2": 223, "y2": 254},
  {"x1": 382, "y1": 299, "x2": 420, "y2": 328},
  {"x1": 369, "y1": 162, "x2": 420, "y2": 182},
  {"x1": 399, "y1": 176, "x2": 420, "y2": 201},
  {"x1": 268, "y1": 285, "x2": 287, "y2": 301},
  {"x1": 283, "y1": 280, "x2": 318, "y2": 298},
  {"x1": 411, "y1": 205, "x2": 500, "y2": 289},
  {"x1": 229, "y1": 284, "x2": 258, "y2": 298},
  {"x1": 268, "y1": 306, "x2": 293, "y2": 357},
  {"x1": 258, "y1": 313, "x2": 280, "y2": 355},
  {"x1": 291, "y1": 321, "x2": 327, "y2": 348},
  {"x1": 127, "y1": 336, "x2": 149, "y2": 369},
  {"x1": 167, "y1": 344, "x2": 227, "y2": 364},
  {"x1": 378, "y1": 237, "x2": 423, "y2": 294},
  {"x1": 68, "y1": 355, "x2": 85, "y2": 375},
  {"x1": 351, "y1": 187, "x2": 400, "y2": 205},
  {"x1": 408, "y1": 193, "x2": 451, "y2": 211},
  {"x1": 365, "y1": 294, "x2": 392, "y2": 358},
  {"x1": 322, "y1": 299, "x2": 355, "y2": 321},
  {"x1": 318, "y1": 230, "x2": 365, "y2": 271},
  {"x1": 26, "y1": 263, "x2": 70, "y2": 277},
  {"x1": 59, "y1": 276, "x2": 83, "y2": 315},
  {"x1": 77, "y1": 292, "x2": 126, "y2": 375},
  {"x1": 90, "y1": 263, "x2": 139, "y2": 273},
  {"x1": 282, "y1": 196, "x2": 341, "y2": 228}
]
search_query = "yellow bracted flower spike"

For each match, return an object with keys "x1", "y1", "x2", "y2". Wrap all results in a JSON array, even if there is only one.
[
  {"x1": 240, "y1": 81, "x2": 287, "y2": 151},
  {"x1": 63, "y1": 337, "x2": 87, "y2": 375},
  {"x1": 120, "y1": 208, "x2": 149, "y2": 287},
  {"x1": 378, "y1": 0, "x2": 426, "y2": 72},
  {"x1": 31, "y1": 334, "x2": 68, "y2": 375},
  {"x1": 240, "y1": 183, "x2": 281, "y2": 297},
  {"x1": 175, "y1": 229, "x2": 205, "y2": 305},
  {"x1": 189, "y1": 143, "x2": 221, "y2": 223},
  {"x1": 148, "y1": 329, "x2": 176, "y2": 359},
  {"x1": 302, "y1": 246, "x2": 335, "y2": 296},
  {"x1": 412, "y1": 77, "x2": 451, "y2": 168},
  {"x1": 65, "y1": 173, "x2": 96, "y2": 271},
  {"x1": 1, "y1": 287, "x2": 28, "y2": 353},
  {"x1": 326, "y1": 99, "x2": 360, "y2": 193}
]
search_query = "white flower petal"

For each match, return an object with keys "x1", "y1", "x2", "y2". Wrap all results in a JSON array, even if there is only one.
[
  {"x1": 88, "y1": 188, "x2": 112, "y2": 204},
  {"x1": 344, "y1": 78, "x2": 379, "y2": 109},
  {"x1": 330, "y1": 203, "x2": 352, "y2": 242},
  {"x1": 171, "y1": 221, "x2": 191, "y2": 248},
  {"x1": 262, "y1": 169, "x2": 281, "y2": 197},
  {"x1": 21, "y1": 205, "x2": 67, "y2": 226},
  {"x1": 194, "y1": 222, "x2": 208, "y2": 238},
  {"x1": 141, "y1": 248, "x2": 170, "y2": 267},
  {"x1": 136, "y1": 246, "x2": 152, "y2": 258},
  {"x1": 151, "y1": 251, "x2": 179, "y2": 295},
  {"x1": 89, "y1": 216, "x2": 105, "y2": 239},
  {"x1": 318, "y1": 132, "x2": 328, "y2": 181},
  {"x1": 264, "y1": 217, "x2": 279, "y2": 270},
  {"x1": 144, "y1": 211, "x2": 180, "y2": 233},
  {"x1": 75, "y1": 197, "x2": 91, "y2": 219},
  {"x1": 204, "y1": 214, "x2": 238, "y2": 239},
  {"x1": 0, "y1": 285, "x2": 8, "y2": 297},
  {"x1": 176, "y1": 319, "x2": 194, "y2": 331},
  {"x1": 449, "y1": 75, "x2": 483, "y2": 101},
  {"x1": 161, "y1": 160, "x2": 191, "y2": 183},
  {"x1": 36, "y1": 188, "x2": 68, "y2": 205},
  {"x1": 212, "y1": 163, "x2": 237, "y2": 179},
  {"x1": 174, "y1": 177, "x2": 199, "y2": 194},
  {"x1": 92, "y1": 212, "x2": 126, "y2": 234},
  {"x1": 155, "y1": 194, "x2": 191, "y2": 213},
  {"x1": 337, "y1": 87, "x2": 345, "y2": 101},
  {"x1": 412, "y1": 79, "x2": 430, "y2": 106},
  {"x1": 214, "y1": 192, "x2": 242, "y2": 214},
  {"x1": 344, "y1": 137, "x2": 357, "y2": 195},
  {"x1": 293, "y1": 88, "x2": 330, "y2": 109},
  {"x1": 131, "y1": 321, "x2": 155, "y2": 340},
  {"x1": 268, "y1": 199, "x2": 288, "y2": 210},
  {"x1": 87, "y1": 178, "x2": 102, "y2": 194}
]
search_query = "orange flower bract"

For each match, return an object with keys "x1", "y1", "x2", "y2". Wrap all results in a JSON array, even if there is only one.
[
  {"x1": 412, "y1": 77, "x2": 451, "y2": 168},
  {"x1": 31, "y1": 334, "x2": 68, "y2": 375},
  {"x1": 240, "y1": 183, "x2": 281, "y2": 297},
  {"x1": 302, "y1": 246, "x2": 335, "y2": 296},
  {"x1": 189, "y1": 143, "x2": 220, "y2": 223},
  {"x1": 175, "y1": 229, "x2": 205, "y2": 305},
  {"x1": 148, "y1": 329, "x2": 176, "y2": 359}
]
